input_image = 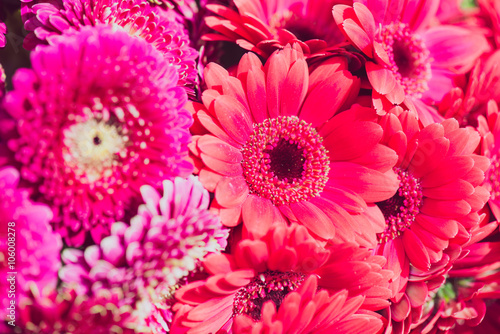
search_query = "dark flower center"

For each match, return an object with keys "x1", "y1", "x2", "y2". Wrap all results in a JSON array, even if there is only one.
[
  {"x1": 265, "y1": 139, "x2": 305, "y2": 181},
  {"x1": 377, "y1": 22, "x2": 431, "y2": 98},
  {"x1": 233, "y1": 271, "x2": 305, "y2": 320},
  {"x1": 376, "y1": 168, "x2": 423, "y2": 242},
  {"x1": 93, "y1": 135, "x2": 102, "y2": 146},
  {"x1": 241, "y1": 116, "x2": 330, "y2": 206}
]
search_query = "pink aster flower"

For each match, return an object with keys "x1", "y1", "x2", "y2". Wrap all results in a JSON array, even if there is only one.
[
  {"x1": 2, "y1": 25, "x2": 193, "y2": 246},
  {"x1": 333, "y1": 0, "x2": 490, "y2": 125},
  {"x1": 0, "y1": 167, "x2": 62, "y2": 327},
  {"x1": 190, "y1": 45, "x2": 399, "y2": 244},
  {"x1": 21, "y1": 0, "x2": 199, "y2": 95},
  {"x1": 203, "y1": 0, "x2": 346, "y2": 58},
  {"x1": 374, "y1": 109, "x2": 489, "y2": 298},
  {"x1": 171, "y1": 223, "x2": 392, "y2": 333},
  {"x1": 59, "y1": 176, "x2": 227, "y2": 318}
]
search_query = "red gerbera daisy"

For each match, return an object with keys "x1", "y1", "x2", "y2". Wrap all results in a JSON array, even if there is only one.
[
  {"x1": 374, "y1": 109, "x2": 489, "y2": 296},
  {"x1": 385, "y1": 212, "x2": 498, "y2": 334},
  {"x1": 171, "y1": 223, "x2": 392, "y2": 333},
  {"x1": 190, "y1": 45, "x2": 399, "y2": 244},
  {"x1": 203, "y1": 0, "x2": 347, "y2": 58},
  {"x1": 333, "y1": 0, "x2": 490, "y2": 125},
  {"x1": 232, "y1": 275, "x2": 386, "y2": 334},
  {"x1": 410, "y1": 225, "x2": 500, "y2": 334}
]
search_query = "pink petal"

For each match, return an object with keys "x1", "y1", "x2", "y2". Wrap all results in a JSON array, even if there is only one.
[
  {"x1": 420, "y1": 198, "x2": 471, "y2": 218},
  {"x1": 280, "y1": 58, "x2": 308, "y2": 117},
  {"x1": 214, "y1": 95, "x2": 253, "y2": 145},
  {"x1": 215, "y1": 176, "x2": 249, "y2": 208},
  {"x1": 328, "y1": 162, "x2": 399, "y2": 203},
  {"x1": 423, "y1": 26, "x2": 489, "y2": 73},
  {"x1": 300, "y1": 71, "x2": 357, "y2": 127},
  {"x1": 198, "y1": 135, "x2": 243, "y2": 163},
  {"x1": 323, "y1": 121, "x2": 383, "y2": 161},
  {"x1": 266, "y1": 51, "x2": 289, "y2": 118},
  {"x1": 290, "y1": 201, "x2": 335, "y2": 240},
  {"x1": 391, "y1": 294, "x2": 411, "y2": 322},
  {"x1": 200, "y1": 153, "x2": 243, "y2": 176},
  {"x1": 366, "y1": 62, "x2": 396, "y2": 94},
  {"x1": 343, "y1": 18, "x2": 373, "y2": 57},
  {"x1": 242, "y1": 195, "x2": 276, "y2": 239}
]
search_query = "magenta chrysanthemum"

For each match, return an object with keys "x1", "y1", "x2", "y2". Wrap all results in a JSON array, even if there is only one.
[
  {"x1": 59, "y1": 176, "x2": 227, "y2": 307},
  {"x1": 22, "y1": 0, "x2": 199, "y2": 95},
  {"x1": 0, "y1": 167, "x2": 62, "y2": 327},
  {"x1": 2, "y1": 25, "x2": 193, "y2": 246}
]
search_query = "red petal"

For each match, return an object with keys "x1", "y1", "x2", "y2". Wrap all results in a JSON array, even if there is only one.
[
  {"x1": 300, "y1": 71, "x2": 355, "y2": 127},
  {"x1": 328, "y1": 162, "x2": 399, "y2": 203},
  {"x1": 280, "y1": 58, "x2": 308, "y2": 117},
  {"x1": 402, "y1": 229, "x2": 430, "y2": 271},
  {"x1": 290, "y1": 201, "x2": 335, "y2": 240},
  {"x1": 391, "y1": 294, "x2": 411, "y2": 322}
]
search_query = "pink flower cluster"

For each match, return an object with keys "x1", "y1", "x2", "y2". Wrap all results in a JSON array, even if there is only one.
[{"x1": 0, "y1": 0, "x2": 500, "y2": 333}]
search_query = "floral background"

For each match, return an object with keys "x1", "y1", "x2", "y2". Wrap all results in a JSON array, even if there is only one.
[{"x1": 1, "y1": 0, "x2": 500, "y2": 333}]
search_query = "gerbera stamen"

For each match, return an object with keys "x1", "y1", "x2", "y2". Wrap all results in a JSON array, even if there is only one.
[
  {"x1": 63, "y1": 117, "x2": 127, "y2": 183},
  {"x1": 377, "y1": 22, "x2": 432, "y2": 97},
  {"x1": 233, "y1": 270, "x2": 305, "y2": 320},
  {"x1": 241, "y1": 116, "x2": 330, "y2": 206},
  {"x1": 377, "y1": 168, "x2": 423, "y2": 242}
]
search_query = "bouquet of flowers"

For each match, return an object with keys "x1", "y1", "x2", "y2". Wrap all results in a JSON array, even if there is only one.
[{"x1": 1, "y1": 0, "x2": 500, "y2": 333}]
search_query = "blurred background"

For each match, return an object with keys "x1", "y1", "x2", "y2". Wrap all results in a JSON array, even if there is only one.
[{"x1": 1, "y1": 0, "x2": 31, "y2": 90}]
